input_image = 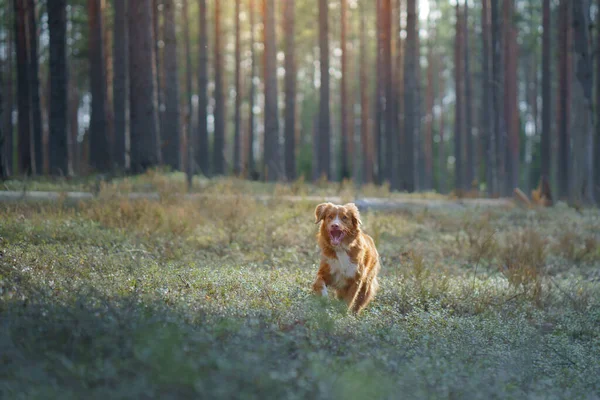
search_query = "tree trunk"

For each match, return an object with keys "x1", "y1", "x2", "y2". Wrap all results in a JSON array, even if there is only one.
[
  {"x1": 103, "y1": 1, "x2": 114, "y2": 171},
  {"x1": 374, "y1": 0, "x2": 383, "y2": 184},
  {"x1": 14, "y1": 0, "x2": 32, "y2": 175},
  {"x1": 213, "y1": 0, "x2": 226, "y2": 175},
  {"x1": 454, "y1": 4, "x2": 464, "y2": 193},
  {"x1": 182, "y1": 0, "x2": 193, "y2": 186},
  {"x1": 491, "y1": 0, "x2": 505, "y2": 196},
  {"x1": 317, "y1": 0, "x2": 331, "y2": 180},
  {"x1": 113, "y1": 0, "x2": 127, "y2": 170},
  {"x1": 2, "y1": 4, "x2": 13, "y2": 177},
  {"x1": 481, "y1": 0, "x2": 496, "y2": 195},
  {"x1": 48, "y1": 0, "x2": 68, "y2": 176},
  {"x1": 360, "y1": 9, "x2": 372, "y2": 184},
  {"x1": 396, "y1": 0, "x2": 405, "y2": 190},
  {"x1": 26, "y1": 0, "x2": 42, "y2": 174},
  {"x1": 88, "y1": 0, "x2": 110, "y2": 172},
  {"x1": 152, "y1": 0, "x2": 163, "y2": 143},
  {"x1": 540, "y1": 0, "x2": 551, "y2": 183},
  {"x1": 128, "y1": 0, "x2": 160, "y2": 173},
  {"x1": 503, "y1": 0, "x2": 519, "y2": 193},
  {"x1": 382, "y1": 0, "x2": 397, "y2": 189},
  {"x1": 423, "y1": 29, "x2": 434, "y2": 191},
  {"x1": 233, "y1": 0, "x2": 242, "y2": 176},
  {"x1": 246, "y1": 0, "x2": 256, "y2": 178},
  {"x1": 162, "y1": 0, "x2": 181, "y2": 170},
  {"x1": 571, "y1": 0, "x2": 595, "y2": 204},
  {"x1": 196, "y1": 0, "x2": 209, "y2": 176},
  {"x1": 464, "y1": 0, "x2": 474, "y2": 190},
  {"x1": 557, "y1": 0, "x2": 571, "y2": 199},
  {"x1": 0, "y1": 48, "x2": 4, "y2": 179},
  {"x1": 437, "y1": 52, "x2": 446, "y2": 194},
  {"x1": 284, "y1": 0, "x2": 296, "y2": 181},
  {"x1": 596, "y1": 0, "x2": 600, "y2": 199},
  {"x1": 403, "y1": 0, "x2": 416, "y2": 192},
  {"x1": 339, "y1": 0, "x2": 349, "y2": 180}
]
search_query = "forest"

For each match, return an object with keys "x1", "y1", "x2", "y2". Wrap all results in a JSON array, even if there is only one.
[
  {"x1": 1, "y1": 0, "x2": 598, "y2": 203},
  {"x1": 1, "y1": 1, "x2": 600, "y2": 399}
]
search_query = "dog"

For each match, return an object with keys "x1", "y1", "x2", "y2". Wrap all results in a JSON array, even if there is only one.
[{"x1": 312, "y1": 202, "x2": 380, "y2": 314}]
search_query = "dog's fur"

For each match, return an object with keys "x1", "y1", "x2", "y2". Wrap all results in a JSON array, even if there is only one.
[{"x1": 312, "y1": 202, "x2": 380, "y2": 314}]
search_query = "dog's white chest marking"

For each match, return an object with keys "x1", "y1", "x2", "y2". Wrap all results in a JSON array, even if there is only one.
[{"x1": 328, "y1": 251, "x2": 358, "y2": 288}]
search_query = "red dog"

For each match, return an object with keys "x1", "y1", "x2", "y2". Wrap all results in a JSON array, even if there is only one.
[{"x1": 312, "y1": 202, "x2": 380, "y2": 314}]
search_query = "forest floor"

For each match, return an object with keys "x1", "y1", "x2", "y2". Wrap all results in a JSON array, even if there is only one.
[{"x1": 1, "y1": 173, "x2": 600, "y2": 398}]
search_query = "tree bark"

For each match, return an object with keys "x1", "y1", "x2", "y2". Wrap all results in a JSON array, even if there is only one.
[
  {"x1": 14, "y1": 0, "x2": 32, "y2": 175},
  {"x1": 182, "y1": 0, "x2": 193, "y2": 186},
  {"x1": 152, "y1": 0, "x2": 164, "y2": 141},
  {"x1": 317, "y1": 0, "x2": 331, "y2": 180},
  {"x1": 246, "y1": 0, "x2": 256, "y2": 178},
  {"x1": 557, "y1": 0, "x2": 571, "y2": 199},
  {"x1": 491, "y1": 0, "x2": 505, "y2": 196},
  {"x1": 26, "y1": 0, "x2": 42, "y2": 174},
  {"x1": 403, "y1": 0, "x2": 416, "y2": 192},
  {"x1": 481, "y1": 0, "x2": 496, "y2": 195},
  {"x1": 162, "y1": 0, "x2": 181, "y2": 170},
  {"x1": 596, "y1": 0, "x2": 600, "y2": 199},
  {"x1": 503, "y1": 0, "x2": 519, "y2": 193},
  {"x1": 2, "y1": 4, "x2": 13, "y2": 177},
  {"x1": 464, "y1": 0, "x2": 475, "y2": 190},
  {"x1": 284, "y1": 0, "x2": 296, "y2": 181},
  {"x1": 128, "y1": 0, "x2": 161, "y2": 173},
  {"x1": 571, "y1": 0, "x2": 595, "y2": 204},
  {"x1": 113, "y1": 0, "x2": 128, "y2": 170},
  {"x1": 540, "y1": 0, "x2": 551, "y2": 182},
  {"x1": 374, "y1": 0, "x2": 383, "y2": 184},
  {"x1": 213, "y1": 0, "x2": 226, "y2": 175},
  {"x1": 423, "y1": 29, "x2": 434, "y2": 191},
  {"x1": 88, "y1": 0, "x2": 110, "y2": 172},
  {"x1": 454, "y1": 4, "x2": 464, "y2": 193},
  {"x1": 196, "y1": 0, "x2": 209, "y2": 176},
  {"x1": 360, "y1": 9, "x2": 372, "y2": 184},
  {"x1": 48, "y1": 0, "x2": 68, "y2": 176},
  {"x1": 233, "y1": 0, "x2": 242, "y2": 176},
  {"x1": 382, "y1": 0, "x2": 397, "y2": 189},
  {"x1": 437, "y1": 52, "x2": 446, "y2": 194}
]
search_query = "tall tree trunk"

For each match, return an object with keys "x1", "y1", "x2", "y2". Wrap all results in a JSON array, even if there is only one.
[
  {"x1": 396, "y1": 0, "x2": 405, "y2": 189},
  {"x1": 382, "y1": 0, "x2": 396, "y2": 189},
  {"x1": 491, "y1": 0, "x2": 505, "y2": 196},
  {"x1": 571, "y1": 0, "x2": 595, "y2": 204},
  {"x1": 14, "y1": 0, "x2": 32, "y2": 175},
  {"x1": 540, "y1": 0, "x2": 551, "y2": 183},
  {"x1": 196, "y1": 0, "x2": 209, "y2": 176},
  {"x1": 403, "y1": 0, "x2": 416, "y2": 192},
  {"x1": 26, "y1": 0, "x2": 42, "y2": 174},
  {"x1": 213, "y1": 0, "x2": 226, "y2": 175},
  {"x1": 503, "y1": 0, "x2": 519, "y2": 193},
  {"x1": 48, "y1": 0, "x2": 68, "y2": 176},
  {"x1": 113, "y1": 0, "x2": 127, "y2": 170},
  {"x1": 481, "y1": 0, "x2": 495, "y2": 195},
  {"x1": 340, "y1": 0, "x2": 349, "y2": 180},
  {"x1": 182, "y1": 0, "x2": 193, "y2": 186},
  {"x1": 263, "y1": 0, "x2": 281, "y2": 181},
  {"x1": 2, "y1": 4, "x2": 13, "y2": 177},
  {"x1": 0, "y1": 47, "x2": 4, "y2": 179},
  {"x1": 284, "y1": 0, "x2": 296, "y2": 181},
  {"x1": 557, "y1": 0, "x2": 571, "y2": 199},
  {"x1": 423, "y1": 29, "x2": 434, "y2": 191},
  {"x1": 162, "y1": 0, "x2": 181, "y2": 170},
  {"x1": 360, "y1": 10, "x2": 372, "y2": 184},
  {"x1": 128, "y1": 0, "x2": 160, "y2": 172},
  {"x1": 88, "y1": 0, "x2": 110, "y2": 172},
  {"x1": 246, "y1": 0, "x2": 256, "y2": 178},
  {"x1": 437, "y1": 53, "x2": 447, "y2": 194},
  {"x1": 317, "y1": 0, "x2": 330, "y2": 180},
  {"x1": 152, "y1": 0, "x2": 164, "y2": 142},
  {"x1": 103, "y1": 1, "x2": 114, "y2": 171},
  {"x1": 233, "y1": 0, "x2": 242, "y2": 175},
  {"x1": 464, "y1": 0, "x2": 474, "y2": 190},
  {"x1": 374, "y1": 0, "x2": 383, "y2": 184},
  {"x1": 454, "y1": 4, "x2": 464, "y2": 192}
]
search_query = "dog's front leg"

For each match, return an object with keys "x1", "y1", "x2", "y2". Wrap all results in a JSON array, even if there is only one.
[{"x1": 312, "y1": 260, "x2": 332, "y2": 297}]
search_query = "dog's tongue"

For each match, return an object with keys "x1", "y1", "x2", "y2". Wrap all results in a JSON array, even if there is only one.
[{"x1": 330, "y1": 229, "x2": 344, "y2": 245}]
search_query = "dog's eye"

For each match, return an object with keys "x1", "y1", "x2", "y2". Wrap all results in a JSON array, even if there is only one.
[
  {"x1": 342, "y1": 216, "x2": 348, "y2": 221},
  {"x1": 328, "y1": 215, "x2": 333, "y2": 220}
]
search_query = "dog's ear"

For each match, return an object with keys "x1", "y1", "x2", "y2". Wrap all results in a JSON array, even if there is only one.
[
  {"x1": 315, "y1": 203, "x2": 332, "y2": 224},
  {"x1": 344, "y1": 203, "x2": 362, "y2": 227}
]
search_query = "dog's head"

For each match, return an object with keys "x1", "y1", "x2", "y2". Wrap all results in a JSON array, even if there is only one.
[{"x1": 315, "y1": 202, "x2": 362, "y2": 247}]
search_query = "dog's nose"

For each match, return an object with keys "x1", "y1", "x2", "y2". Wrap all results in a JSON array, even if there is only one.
[{"x1": 331, "y1": 223, "x2": 340, "y2": 229}]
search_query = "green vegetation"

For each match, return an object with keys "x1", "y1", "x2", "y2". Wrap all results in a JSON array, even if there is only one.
[{"x1": 1, "y1": 180, "x2": 599, "y2": 398}]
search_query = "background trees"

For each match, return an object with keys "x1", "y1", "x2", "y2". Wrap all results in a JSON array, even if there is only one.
[{"x1": 0, "y1": 0, "x2": 596, "y2": 204}]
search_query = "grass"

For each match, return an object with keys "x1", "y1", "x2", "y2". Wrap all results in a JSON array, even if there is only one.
[{"x1": 1, "y1": 182, "x2": 599, "y2": 399}]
